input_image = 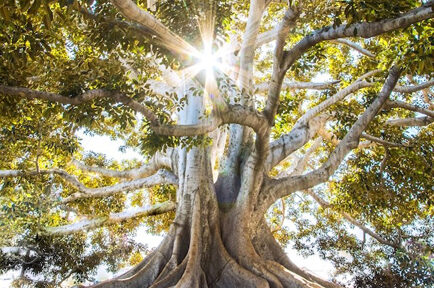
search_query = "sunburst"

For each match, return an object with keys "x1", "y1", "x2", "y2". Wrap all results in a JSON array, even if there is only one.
[{"x1": 173, "y1": 1, "x2": 241, "y2": 106}]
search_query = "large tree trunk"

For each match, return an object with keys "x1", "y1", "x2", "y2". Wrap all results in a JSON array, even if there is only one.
[
  {"x1": 88, "y1": 146, "x2": 334, "y2": 288},
  {"x1": 85, "y1": 80, "x2": 338, "y2": 288}
]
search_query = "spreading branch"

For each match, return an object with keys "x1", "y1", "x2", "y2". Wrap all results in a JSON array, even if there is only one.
[
  {"x1": 266, "y1": 114, "x2": 327, "y2": 171},
  {"x1": 394, "y1": 79, "x2": 434, "y2": 93},
  {"x1": 361, "y1": 133, "x2": 409, "y2": 148},
  {"x1": 266, "y1": 78, "x2": 373, "y2": 170},
  {"x1": 0, "y1": 168, "x2": 177, "y2": 204},
  {"x1": 263, "y1": 8, "x2": 299, "y2": 124},
  {"x1": 255, "y1": 80, "x2": 340, "y2": 94},
  {"x1": 77, "y1": 5, "x2": 155, "y2": 41},
  {"x1": 260, "y1": 66, "x2": 401, "y2": 211},
  {"x1": 254, "y1": 30, "x2": 377, "y2": 59},
  {"x1": 302, "y1": 189, "x2": 400, "y2": 248},
  {"x1": 237, "y1": 0, "x2": 271, "y2": 93},
  {"x1": 110, "y1": 0, "x2": 197, "y2": 56},
  {"x1": 0, "y1": 85, "x2": 269, "y2": 137},
  {"x1": 385, "y1": 116, "x2": 433, "y2": 127},
  {"x1": 45, "y1": 201, "x2": 176, "y2": 235},
  {"x1": 281, "y1": 3, "x2": 433, "y2": 72},
  {"x1": 330, "y1": 39, "x2": 376, "y2": 58},
  {"x1": 384, "y1": 99, "x2": 434, "y2": 118},
  {"x1": 60, "y1": 170, "x2": 177, "y2": 203},
  {"x1": 0, "y1": 85, "x2": 160, "y2": 124},
  {"x1": 71, "y1": 152, "x2": 172, "y2": 179}
]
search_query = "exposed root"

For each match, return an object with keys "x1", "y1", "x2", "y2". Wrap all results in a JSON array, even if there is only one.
[
  {"x1": 87, "y1": 229, "x2": 174, "y2": 288},
  {"x1": 220, "y1": 211, "x2": 285, "y2": 288},
  {"x1": 265, "y1": 260, "x2": 324, "y2": 288},
  {"x1": 83, "y1": 148, "x2": 338, "y2": 288},
  {"x1": 153, "y1": 214, "x2": 190, "y2": 283},
  {"x1": 253, "y1": 220, "x2": 342, "y2": 288},
  {"x1": 199, "y1": 268, "x2": 209, "y2": 288},
  {"x1": 148, "y1": 257, "x2": 187, "y2": 288},
  {"x1": 175, "y1": 194, "x2": 203, "y2": 288},
  {"x1": 208, "y1": 226, "x2": 269, "y2": 288}
]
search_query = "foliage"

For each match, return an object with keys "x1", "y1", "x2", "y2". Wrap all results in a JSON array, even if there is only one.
[{"x1": 0, "y1": 0, "x2": 432, "y2": 287}]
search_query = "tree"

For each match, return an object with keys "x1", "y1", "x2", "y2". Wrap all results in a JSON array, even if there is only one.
[{"x1": 0, "y1": 0, "x2": 433, "y2": 287}]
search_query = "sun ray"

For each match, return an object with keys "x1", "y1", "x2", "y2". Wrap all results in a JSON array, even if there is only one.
[{"x1": 169, "y1": 0, "x2": 247, "y2": 110}]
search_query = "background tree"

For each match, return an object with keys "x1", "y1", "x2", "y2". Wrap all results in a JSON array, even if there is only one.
[{"x1": 0, "y1": 0, "x2": 433, "y2": 287}]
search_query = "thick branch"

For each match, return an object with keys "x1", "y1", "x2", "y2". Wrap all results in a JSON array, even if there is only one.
[
  {"x1": 78, "y1": 6, "x2": 155, "y2": 41},
  {"x1": 303, "y1": 189, "x2": 400, "y2": 248},
  {"x1": 384, "y1": 99, "x2": 434, "y2": 118},
  {"x1": 71, "y1": 152, "x2": 171, "y2": 179},
  {"x1": 254, "y1": 29, "x2": 377, "y2": 59},
  {"x1": 266, "y1": 114, "x2": 327, "y2": 171},
  {"x1": 110, "y1": 0, "x2": 196, "y2": 56},
  {"x1": 45, "y1": 201, "x2": 176, "y2": 235},
  {"x1": 385, "y1": 116, "x2": 433, "y2": 127},
  {"x1": 0, "y1": 85, "x2": 159, "y2": 124},
  {"x1": 263, "y1": 8, "x2": 299, "y2": 124},
  {"x1": 1, "y1": 85, "x2": 266, "y2": 137},
  {"x1": 237, "y1": 0, "x2": 270, "y2": 93},
  {"x1": 152, "y1": 114, "x2": 222, "y2": 136},
  {"x1": 255, "y1": 80, "x2": 340, "y2": 94},
  {"x1": 0, "y1": 168, "x2": 177, "y2": 203},
  {"x1": 260, "y1": 66, "x2": 401, "y2": 211},
  {"x1": 266, "y1": 78, "x2": 372, "y2": 170},
  {"x1": 255, "y1": 27, "x2": 279, "y2": 48},
  {"x1": 282, "y1": 3, "x2": 433, "y2": 71},
  {"x1": 153, "y1": 103, "x2": 268, "y2": 136},
  {"x1": 61, "y1": 170, "x2": 177, "y2": 203}
]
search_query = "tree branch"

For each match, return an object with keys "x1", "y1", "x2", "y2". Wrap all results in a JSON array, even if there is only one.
[
  {"x1": 255, "y1": 27, "x2": 279, "y2": 48},
  {"x1": 0, "y1": 85, "x2": 159, "y2": 124},
  {"x1": 297, "y1": 80, "x2": 373, "y2": 124},
  {"x1": 254, "y1": 29, "x2": 377, "y2": 59},
  {"x1": 361, "y1": 133, "x2": 409, "y2": 148},
  {"x1": 237, "y1": 0, "x2": 271, "y2": 94},
  {"x1": 266, "y1": 77, "x2": 373, "y2": 170},
  {"x1": 331, "y1": 39, "x2": 376, "y2": 58},
  {"x1": 282, "y1": 3, "x2": 433, "y2": 72},
  {"x1": 71, "y1": 151, "x2": 172, "y2": 179},
  {"x1": 302, "y1": 189, "x2": 400, "y2": 248},
  {"x1": 110, "y1": 0, "x2": 197, "y2": 56},
  {"x1": 384, "y1": 99, "x2": 434, "y2": 118},
  {"x1": 1, "y1": 85, "x2": 269, "y2": 137},
  {"x1": 260, "y1": 66, "x2": 401, "y2": 211},
  {"x1": 77, "y1": 5, "x2": 155, "y2": 41},
  {"x1": 394, "y1": 79, "x2": 434, "y2": 93},
  {"x1": 0, "y1": 168, "x2": 177, "y2": 204},
  {"x1": 45, "y1": 201, "x2": 176, "y2": 235},
  {"x1": 255, "y1": 80, "x2": 340, "y2": 94},
  {"x1": 263, "y1": 8, "x2": 299, "y2": 124},
  {"x1": 60, "y1": 170, "x2": 177, "y2": 204},
  {"x1": 290, "y1": 137, "x2": 323, "y2": 176},
  {"x1": 385, "y1": 116, "x2": 433, "y2": 127},
  {"x1": 265, "y1": 114, "x2": 327, "y2": 171}
]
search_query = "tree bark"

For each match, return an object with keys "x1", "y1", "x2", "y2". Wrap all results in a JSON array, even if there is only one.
[{"x1": 85, "y1": 75, "x2": 336, "y2": 288}]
